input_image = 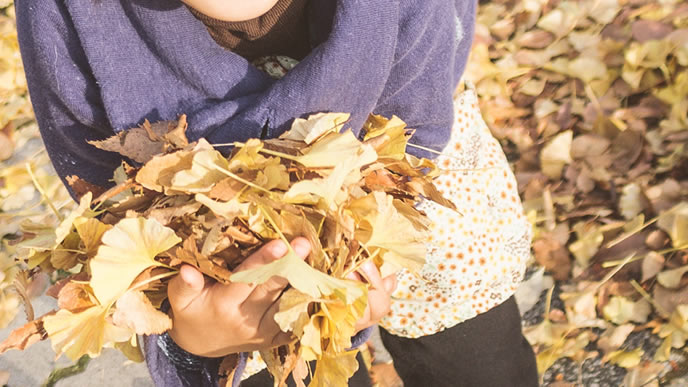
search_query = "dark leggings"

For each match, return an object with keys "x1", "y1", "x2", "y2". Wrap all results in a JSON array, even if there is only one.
[{"x1": 242, "y1": 296, "x2": 538, "y2": 387}]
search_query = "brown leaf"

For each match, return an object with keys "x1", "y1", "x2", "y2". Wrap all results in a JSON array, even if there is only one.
[
  {"x1": 533, "y1": 237, "x2": 572, "y2": 281},
  {"x1": 172, "y1": 238, "x2": 233, "y2": 284},
  {"x1": 112, "y1": 290, "x2": 172, "y2": 335},
  {"x1": 260, "y1": 343, "x2": 301, "y2": 387},
  {"x1": 66, "y1": 175, "x2": 108, "y2": 201},
  {"x1": 57, "y1": 282, "x2": 96, "y2": 312},
  {"x1": 653, "y1": 284, "x2": 688, "y2": 317},
  {"x1": 88, "y1": 118, "x2": 187, "y2": 164},
  {"x1": 631, "y1": 20, "x2": 673, "y2": 42},
  {"x1": 517, "y1": 30, "x2": 555, "y2": 49},
  {"x1": 0, "y1": 318, "x2": 48, "y2": 353}
]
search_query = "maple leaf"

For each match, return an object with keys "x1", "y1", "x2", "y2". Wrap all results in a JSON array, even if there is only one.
[
  {"x1": 90, "y1": 217, "x2": 181, "y2": 304},
  {"x1": 112, "y1": 290, "x2": 171, "y2": 335}
]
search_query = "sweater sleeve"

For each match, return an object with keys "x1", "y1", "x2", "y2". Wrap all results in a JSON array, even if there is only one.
[
  {"x1": 15, "y1": 0, "x2": 125, "y2": 198},
  {"x1": 374, "y1": 0, "x2": 477, "y2": 160},
  {"x1": 14, "y1": 2, "x2": 231, "y2": 386}
]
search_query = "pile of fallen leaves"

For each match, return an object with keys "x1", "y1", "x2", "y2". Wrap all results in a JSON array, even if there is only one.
[
  {"x1": 468, "y1": 0, "x2": 687, "y2": 385},
  {"x1": 0, "y1": 109, "x2": 455, "y2": 386}
]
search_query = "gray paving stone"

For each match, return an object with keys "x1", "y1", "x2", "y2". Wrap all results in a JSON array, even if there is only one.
[{"x1": 0, "y1": 296, "x2": 153, "y2": 387}]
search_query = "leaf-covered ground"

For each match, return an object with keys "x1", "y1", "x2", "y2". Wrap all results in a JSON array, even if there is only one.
[{"x1": 1, "y1": 0, "x2": 687, "y2": 386}]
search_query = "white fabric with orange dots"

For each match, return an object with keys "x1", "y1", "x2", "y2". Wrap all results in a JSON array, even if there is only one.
[{"x1": 378, "y1": 85, "x2": 531, "y2": 338}]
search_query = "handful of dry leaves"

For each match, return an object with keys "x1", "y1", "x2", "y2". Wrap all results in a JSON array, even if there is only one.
[{"x1": 0, "y1": 112, "x2": 456, "y2": 386}]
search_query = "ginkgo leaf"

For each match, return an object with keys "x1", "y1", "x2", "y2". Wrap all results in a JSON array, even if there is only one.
[
  {"x1": 351, "y1": 192, "x2": 427, "y2": 277},
  {"x1": 17, "y1": 192, "x2": 92, "y2": 252},
  {"x1": 607, "y1": 348, "x2": 644, "y2": 368},
  {"x1": 280, "y1": 113, "x2": 350, "y2": 145},
  {"x1": 362, "y1": 114, "x2": 409, "y2": 160},
  {"x1": 295, "y1": 131, "x2": 377, "y2": 168},
  {"x1": 540, "y1": 130, "x2": 573, "y2": 179},
  {"x1": 602, "y1": 296, "x2": 651, "y2": 324},
  {"x1": 112, "y1": 290, "x2": 171, "y2": 335},
  {"x1": 90, "y1": 217, "x2": 181, "y2": 304},
  {"x1": 284, "y1": 150, "x2": 375, "y2": 210},
  {"x1": 74, "y1": 217, "x2": 112, "y2": 257},
  {"x1": 195, "y1": 193, "x2": 250, "y2": 221},
  {"x1": 135, "y1": 149, "x2": 194, "y2": 193},
  {"x1": 170, "y1": 140, "x2": 228, "y2": 193},
  {"x1": 274, "y1": 289, "x2": 314, "y2": 335},
  {"x1": 657, "y1": 265, "x2": 688, "y2": 289},
  {"x1": 230, "y1": 250, "x2": 365, "y2": 304},
  {"x1": 309, "y1": 351, "x2": 360, "y2": 387},
  {"x1": 43, "y1": 305, "x2": 110, "y2": 361}
]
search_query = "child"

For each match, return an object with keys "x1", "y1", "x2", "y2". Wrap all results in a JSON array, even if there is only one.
[{"x1": 15, "y1": 0, "x2": 538, "y2": 386}]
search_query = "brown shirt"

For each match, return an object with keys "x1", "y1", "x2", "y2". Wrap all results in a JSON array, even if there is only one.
[{"x1": 187, "y1": 0, "x2": 311, "y2": 61}]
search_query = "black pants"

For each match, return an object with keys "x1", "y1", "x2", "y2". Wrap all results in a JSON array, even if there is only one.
[{"x1": 243, "y1": 296, "x2": 538, "y2": 387}]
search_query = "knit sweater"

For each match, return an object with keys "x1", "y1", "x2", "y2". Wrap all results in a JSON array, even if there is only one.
[{"x1": 15, "y1": 0, "x2": 477, "y2": 385}]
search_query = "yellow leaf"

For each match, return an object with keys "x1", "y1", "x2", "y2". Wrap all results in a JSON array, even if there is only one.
[
  {"x1": 568, "y1": 222, "x2": 603, "y2": 267},
  {"x1": 43, "y1": 305, "x2": 109, "y2": 361},
  {"x1": 351, "y1": 192, "x2": 427, "y2": 277},
  {"x1": 602, "y1": 296, "x2": 651, "y2": 324},
  {"x1": 74, "y1": 217, "x2": 113, "y2": 258},
  {"x1": 540, "y1": 131, "x2": 573, "y2": 180},
  {"x1": 567, "y1": 56, "x2": 608, "y2": 84},
  {"x1": 90, "y1": 218, "x2": 181, "y2": 304},
  {"x1": 362, "y1": 115, "x2": 409, "y2": 160},
  {"x1": 284, "y1": 149, "x2": 375, "y2": 210},
  {"x1": 295, "y1": 131, "x2": 377, "y2": 169},
  {"x1": 230, "y1": 250, "x2": 365, "y2": 304},
  {"x1": 135, "y1": 150, "x2": 194, "y2": 193},
  {"x1": 195, "y1": 193, "x2": 250, "y2": 221},
  {"x1": 657, "y1": 203, "x2": 688, "y2": 249},
  {"x1": 657, "y1": 265, "x2": 688, "y2": 289},
  {"x1": 280, "y1": 113, "x2": 350, "y2": 145},
  {"x1": 113, "y1": 290, "x2": 171, "y2": 335},
  {"x1": 170, "y1": 140, "x2": 228, "y2": 193},
  {"x1": 309, "y1": 350, "x2": 359, "y2": 387},
  {"x1": 607, "y1": 348, "x2": 644, "y2": 369},
  {"x1": 274, "y1": 289, "x2": 314, "y2": 335}
]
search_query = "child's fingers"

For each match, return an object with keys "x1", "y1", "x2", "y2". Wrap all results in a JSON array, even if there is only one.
[
  {"x1": 357, "y1": 260, "x2": 384, "y2": 290},
  {"x1": 168, "y1": 264, "x2": 206, "y2": 311},
  {"x1": 382, "y1": 274, "x2": 398, "y2": 294}
]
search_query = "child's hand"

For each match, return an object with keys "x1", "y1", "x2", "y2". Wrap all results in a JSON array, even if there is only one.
[
  {"x1": 349, "y1": 261, "x2": 398, "y2": 332},
  {"x1": 167, "y1": 238, "x2": 311, "y2": 357}
]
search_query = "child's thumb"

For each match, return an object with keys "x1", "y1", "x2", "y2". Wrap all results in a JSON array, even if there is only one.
[{"x1": 168, "y1": 265, "x2": 205, "y2": 311}]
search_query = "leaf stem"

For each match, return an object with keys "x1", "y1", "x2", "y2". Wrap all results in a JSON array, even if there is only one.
[
  {"x1": 630, "y1": 279, "x2": 669, "y2": 317},
  {"x1": 202, "y1": 161, "x2": 274, "y2": 196},
  {"x1": 26, "y1": 162, "x2": 63, "y2": 221}
]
